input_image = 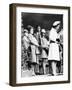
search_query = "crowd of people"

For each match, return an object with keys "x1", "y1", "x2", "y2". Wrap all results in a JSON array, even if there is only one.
[{"x1": 21, "y1": 21, "x2": 63, "y2": 76}]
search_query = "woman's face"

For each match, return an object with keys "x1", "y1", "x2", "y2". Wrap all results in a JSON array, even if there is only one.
[
  {"x1": 25, "y1": 32, "x2": 28, "y2": 36},
  {"x1": 30, "y1": 28, "x2": 34, "y2": 34},
  {"x1": 37, "y1": 26, "x2": 41, "y2": 32},
  {"x1": 56, "y1": 24, "x2": 60, "y2": 31}
]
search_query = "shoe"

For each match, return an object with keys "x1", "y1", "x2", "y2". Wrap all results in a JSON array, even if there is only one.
[
  {"x1": 53, "y1": 73, "x2": 58, "y2": 76},
  {"x1": 35, "y1": 72, "x2": 41, "y2": 75},
  {"x1": 32, "y1": 74, "x2": 35, "y2": 76}
]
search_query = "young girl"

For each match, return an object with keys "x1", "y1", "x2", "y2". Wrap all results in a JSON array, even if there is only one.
[{"x1": 41, "y1": 29, "x2": 49, "y2": 75}]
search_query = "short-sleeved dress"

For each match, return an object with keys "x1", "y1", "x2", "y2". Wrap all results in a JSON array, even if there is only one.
[{"x1": 48, "y1": 28, "x2": 60, "y2": 61}]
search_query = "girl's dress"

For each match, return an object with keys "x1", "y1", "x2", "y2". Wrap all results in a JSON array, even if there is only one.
[{"x1": 41, "y1": 37, "x2": 49, "y2": 59}]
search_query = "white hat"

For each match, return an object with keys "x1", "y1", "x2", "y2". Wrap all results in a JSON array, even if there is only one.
[
  {"x1": 53, "y1": 21, "x2": 60, "y2": 26},
  {"x1": 41, "y1": 29, "x2": 46, "y2": 33}
]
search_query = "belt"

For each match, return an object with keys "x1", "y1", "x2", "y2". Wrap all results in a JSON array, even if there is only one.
[{"x1": 50, "y1": 40, "x2": 55, "y2": 43}]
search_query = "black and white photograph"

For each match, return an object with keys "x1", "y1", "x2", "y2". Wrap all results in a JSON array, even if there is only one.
[
  {"x1": 9, "y1": 4, "x2": 70, "y2": 86},
  {"x1": 21, "y1": 13, "x2": 63, "y2": 77}
]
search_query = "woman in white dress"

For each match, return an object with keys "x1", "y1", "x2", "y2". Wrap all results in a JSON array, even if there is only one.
[
  {"x1": 41, "y1": 29, "x2": 49, "y2": 75},
  {"x1": 48, "y1": 21, "x2": 61, "y2": 76}
]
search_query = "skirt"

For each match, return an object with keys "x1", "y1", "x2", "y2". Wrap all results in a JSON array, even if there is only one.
[
  {"x1": 48, "y1": 43, "x2": 60, "y2": 61},
  {"x1": 41, "y1": 49, "x2": 48, "y2": 59}
]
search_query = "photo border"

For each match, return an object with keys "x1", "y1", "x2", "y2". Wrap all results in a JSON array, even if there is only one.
[{"x1": 9, "y1": 3, "x2": 70, "y2": 86}]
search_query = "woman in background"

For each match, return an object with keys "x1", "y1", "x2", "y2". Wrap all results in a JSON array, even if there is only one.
[
  {"x1": 22, "y1": 29, "x2": 30, "y2": 70},
  {"x1": 28, "y1": 26, "x2": 39, "y2": 76},
  {"x1": 34, "y1": 25, "x2": 41, "y2": 75}
]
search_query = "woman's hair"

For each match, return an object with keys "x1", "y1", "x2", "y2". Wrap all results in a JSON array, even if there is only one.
[{"x1": 26, "y1": 25, "x2": 34, "y2": 33}]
